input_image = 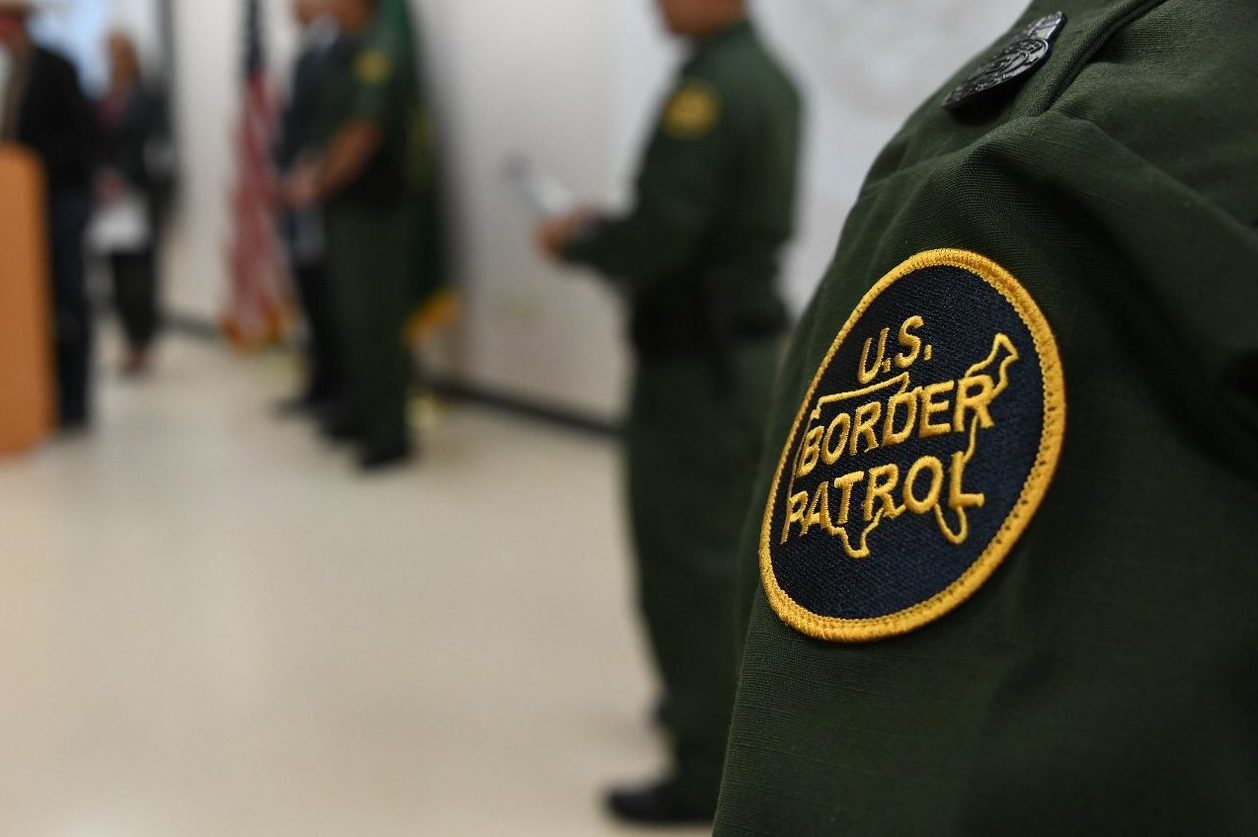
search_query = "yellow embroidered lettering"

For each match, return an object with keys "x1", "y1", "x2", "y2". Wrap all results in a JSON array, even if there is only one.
[
  {"x1": 850, "y1": 401, "x2": 882, "y2": 456},
  {"x1": 919, "y1": 380, "x2": 955, "y2": 438},
  {"x1": 832, "y1": 471, "x2": 865, "y2": 526},
  {"x1": 802, "y1": 481, "x2": 833, "y2": 536},
  {"x1": 949, "y1": 451, "x2": 985, "y2": 513},
  {"x1": 895, "y1": 316, "x2": 925, "y2": 368},
  {"x1": 954, "y1": 374, "x2": 997, "y2": 432},
  {"x1": 864, "y1": 464, "x2": 902, "y2": 522},
  {"x1": 782, "y1": 491, "x2": 809, "y2": 544},
  {"x1": 882, "y1": 388, "x2": 919, "y2": 447},
  {"x1": 903, "y1": 455, "x2": 945, "y2": 515},
  {"x1": 822, "y1": 413, "x2": 851, "y2": 465},
  {"x1": 857, "y1": 328, "x2": 890, "y2": 384},
  {"x1": 796, "y1": 425, "x2": 824, "y2": 478}
]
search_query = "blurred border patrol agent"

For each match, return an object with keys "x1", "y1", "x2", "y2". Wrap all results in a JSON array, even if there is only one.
[
  {"x1": 287, "y1": 0, "x2": 434, "y2": 472},
  {"x1": 713, "y1": 2, "x2": 1258, "y2": 834},
  {"x1": 538, "y1": 0, "x2": 801, "y2": 825}
]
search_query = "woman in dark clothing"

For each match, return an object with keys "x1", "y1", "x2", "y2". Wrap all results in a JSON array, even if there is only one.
[{"x1": 93, "y1": 32, "x2": 172, "y2": 376}]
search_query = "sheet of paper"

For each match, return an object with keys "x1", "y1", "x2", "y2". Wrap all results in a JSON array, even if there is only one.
[
  {"x1": 88, "y1": 192, "x2": 152, "y2": 253},
  {"x1": 504, "y1": 154, "x2": 576, "y2": 219}
]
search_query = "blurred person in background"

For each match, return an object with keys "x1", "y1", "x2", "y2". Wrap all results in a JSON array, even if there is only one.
[
  {"x1": 286, "y1": 0, "x2": 434, "y2": 472},
  {"x1": 274, "y1": 0, "x2": 343, "y2": 417},
  {"x1": 537, "y1": 0, "x2": 801, "y2": 825},
  {"x1": 92, "y1": 30, "x2": 174, "y2": 377},
  {"x1": 0, "y1": 0, "x2": 96, "y2": 429}
]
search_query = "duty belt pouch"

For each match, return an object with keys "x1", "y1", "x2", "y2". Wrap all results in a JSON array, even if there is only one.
[
  {"x1": 697, "y1": 273, "x2": 737, "y2": 398},
  {"x1": 631, "y1": 285, "x2": 785, "y2": 399}
]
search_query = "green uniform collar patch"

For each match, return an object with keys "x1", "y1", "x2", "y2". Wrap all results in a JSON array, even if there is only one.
[{"x1": 760, "y1": 250, "x2": 1066, "y2": 642}]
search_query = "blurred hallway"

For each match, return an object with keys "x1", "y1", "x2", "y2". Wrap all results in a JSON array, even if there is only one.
[{"x1": 0, "y1": 334, "x2": 701, "y2": 836}]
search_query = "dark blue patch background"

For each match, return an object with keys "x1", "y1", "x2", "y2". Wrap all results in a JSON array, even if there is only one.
[{"x1": 769, "y1": 265, "x2": 1046, "y2": 620}]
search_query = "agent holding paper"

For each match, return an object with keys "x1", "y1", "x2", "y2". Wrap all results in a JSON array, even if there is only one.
[{"x1": 536, "y1": 0, "x2": 801, "y2": 825}]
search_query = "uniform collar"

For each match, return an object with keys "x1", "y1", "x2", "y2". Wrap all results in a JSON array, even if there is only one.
[
  {"x1": 691, "y1": 17, "x2": 753, "y2": 55},
  {"x1": 303, "y1": 16, "x2": 338, "y2": 51}
]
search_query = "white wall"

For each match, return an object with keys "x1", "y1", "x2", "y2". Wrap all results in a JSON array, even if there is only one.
[
  {"x1": 754, "y1": 0, "x2": 1026, "y2": 311},
  {"x1": 415, "y1": 0, "x2": 629, "y2": 416},
  {"x1": 155, "y1": 0, "x2": 1028, "y2": 421}
]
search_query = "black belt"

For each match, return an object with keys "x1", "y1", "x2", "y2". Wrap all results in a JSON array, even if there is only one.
[{"x1": 630, "y1": 311, "x2": 786, "y2": 358}]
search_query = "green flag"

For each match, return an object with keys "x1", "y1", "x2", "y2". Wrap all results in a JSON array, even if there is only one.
[{"x1": 369, "y1": 0, "x2": 455, "y2": 344}]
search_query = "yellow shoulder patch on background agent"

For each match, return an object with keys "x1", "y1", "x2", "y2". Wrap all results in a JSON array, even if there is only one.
[
  {"x1": 662, "y1": 81, "x2": 721, "y2": 140},
  {"x1": 759, "y1": 249, "x2": 1066, "y2": 643},
  {"x1": 356, "y1": 50, "x2": 393, "y2": 85}
]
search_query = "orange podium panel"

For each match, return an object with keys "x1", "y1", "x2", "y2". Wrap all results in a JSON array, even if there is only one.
[{"x1": 0, "y1": 146, "x2": 54, "y2": 455}]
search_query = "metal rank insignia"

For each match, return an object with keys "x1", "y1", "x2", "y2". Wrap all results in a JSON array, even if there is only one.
[
  {"x1": 943, "y1": 11, "x2": 1067, "y2": 111},
  {"x1": 760, "y1": 250, "x2": 1066, "y2": 643}
]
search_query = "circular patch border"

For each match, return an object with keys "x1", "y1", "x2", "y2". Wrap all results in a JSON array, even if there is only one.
[
  {"x1": 662, "y1": 80, "x2": 722, "y2": 141},
  {"x1": 760, "y1": 248, "x2": 1066, "y2": 643}
]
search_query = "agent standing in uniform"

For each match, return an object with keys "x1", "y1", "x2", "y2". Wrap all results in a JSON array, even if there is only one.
[
  {"x1": 275, "y1": 0, "x2": 342, "y2": 416},
  {"x1": 0, "y1": 0, "x2": 96, "y2": 428},
  {"x1": 716, "y1": 3, "x2": 1258, "y2": 835},
  {"x1": 537, "y1": 0, "x2": 801, "y2": 824},
  {"x1": 287, "y1": 0, "x2": 434, "y2": 471}
]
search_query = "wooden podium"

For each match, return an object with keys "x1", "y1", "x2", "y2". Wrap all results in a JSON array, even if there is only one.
[{"x1": 0, "y1": 146, "x2": 54, "y2": 454}]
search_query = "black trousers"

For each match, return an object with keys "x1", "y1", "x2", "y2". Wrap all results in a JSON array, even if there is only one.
[
  {"x1": 108, "y1": 249, "x2": 160, "y2": 352},
  {"x1": 292, "y1": 259, "x2": 342, "y2": 404},
  {"x1": 49, "y1": 192, "x2": 93, "y2": 425}
]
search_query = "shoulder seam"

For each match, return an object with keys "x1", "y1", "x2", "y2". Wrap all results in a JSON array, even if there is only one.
[{"x1": 1039, "y1": 0, "x2": 1169, "y2": 111}]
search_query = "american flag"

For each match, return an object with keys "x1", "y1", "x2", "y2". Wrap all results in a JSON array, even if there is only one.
[{"x1": 222, "y1": 0, "x2": 290, "y2": 350}]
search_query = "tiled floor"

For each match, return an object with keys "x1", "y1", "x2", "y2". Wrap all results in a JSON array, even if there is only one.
[{"x1": 0, "y1": 335, "x2": 708, "y2": 836}]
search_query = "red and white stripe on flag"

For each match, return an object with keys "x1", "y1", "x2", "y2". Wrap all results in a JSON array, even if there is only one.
[{"x1": 223, "y1": 65, "x2": 291, "y2": 350}]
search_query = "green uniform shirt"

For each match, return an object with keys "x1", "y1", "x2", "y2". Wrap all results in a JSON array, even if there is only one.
[
  {"x1": 317, "y1": 31, "x2": 434, "y2": 209},
  {"x1": 317, "y1": 16, "x2": 446, "y2": 307},
  {"x1": 563, "y1": 20, "x2": 801, "y2": 349},
  {"x1": 717, "y1": 1, "x2": 1258, "y2": 834}
]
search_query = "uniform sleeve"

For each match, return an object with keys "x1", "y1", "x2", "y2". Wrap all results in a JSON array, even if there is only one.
[
  {"x1": 347, "y1": 44, "x2": 404, "y2": 125},
  {"x1": 562, "y1": 76, "x2": 735, "y2": 294},
  {"x1": 276, "y1": 48, "x2": 316, "y2": 171}
]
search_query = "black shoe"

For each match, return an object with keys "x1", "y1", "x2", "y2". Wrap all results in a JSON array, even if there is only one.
[
  {"x1": 652, "y1": 697, "x2": 672, "y2": 731},
  {"x1": 274, "y1": 395, "x2": 325, "y2": 419},
  {"x1": 58, "y1": 415, "x2": 92, "y2": 437},
  {"x1": 320, "y1": 413, "x2": 361, "y2": 443},
  {"x1": 605, "y1": 776, "x2": 714, "y2": 827},
  {"x1": 358, "y1": 444, "x2": 413, "y2": 473}
]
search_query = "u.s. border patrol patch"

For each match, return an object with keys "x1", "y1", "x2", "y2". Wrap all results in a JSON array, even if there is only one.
[
  {"x1": 662, "y1": 80, "x2": 721, "y2": 140},
  {"x1": 356, "y1": 50, "x2": 393, "y2": 84},
  {"x1": 761, "y1": 249, "x2": 1065, "y2": 642}
]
